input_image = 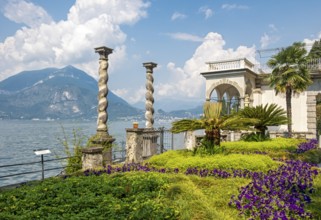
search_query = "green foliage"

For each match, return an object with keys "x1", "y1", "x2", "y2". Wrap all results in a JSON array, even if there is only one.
[
  {"x1": 56, "y1": 126, "x2": 87, "y2": 174},
  {"x1": 267, "y1": 42, "x2": 313, "y2": 136},
  {"x1": 0, "y1": 171, "x2": 250, "y2": 220},
  {"x1": 87, "y1": 133, "x2": 113, "y2": 149},
  {"x1": 295, "y1": 149, "x2": 321, "y2": 164},
  {"x1": 193, "y1": 139, "x2": 226, "y2": 155},
  {"x1": 307, "y1": 174, "x2": 321, "y2": 218},
  {"x1": 238, "y1": 103, "x2": 288, "y2": 136},
  {"x1": 186, "y1": 175, "x2": 250, "y2": 219},
  {"x1": 147, "y1": 150, "x2": 279, "y2": 172},
  {"x1": 240, "y1": 132, "x2": 270, "y2": 142},
  {"x1": 267, "y1": 42, "x2": 312, "y2": 96},
  {"x1": 2, "y1": 133, "x2": 321, "y2": 219},
  {"x1": 0, "y1": 172, "x2": 178, "y2": 220},
  {"x1": 172, "y1": 101, "x2": 257, "y2": 147},
  {"x1": 222, "y1": 137, "x2": 302, "y2": 154},
  {"x1": 163, "y1": 175, "x2": 247, "y2": 220}
]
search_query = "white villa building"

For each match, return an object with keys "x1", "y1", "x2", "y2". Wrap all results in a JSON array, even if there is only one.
[{"x1": 200, "y1": 58, "x2": 321, "y2": 140}]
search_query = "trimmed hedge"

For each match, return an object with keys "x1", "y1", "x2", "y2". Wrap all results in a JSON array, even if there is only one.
[
  {"x1": 221, "y1": 137, "x2": 303, "y2": 153},
  {"x1": 147, "y1": 150, "x2": 280, "y2": 172}
]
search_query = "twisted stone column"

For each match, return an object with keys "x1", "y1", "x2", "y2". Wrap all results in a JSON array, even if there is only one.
[
  {"x1": 95, "y1": 46, "x2": 113, "y2": 134},
  {"x1": 143, "y1": 62, "x2": 157, "y2": 128}
]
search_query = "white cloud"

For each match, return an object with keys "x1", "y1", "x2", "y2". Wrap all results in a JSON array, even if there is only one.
[
  {"x1": 171, "y1": 12, "x2": 186, "y2": 21},
  {"x1": 221, "y1": 4, "x2": 249, "y2": 10},
  {"x1": 4, "y1": 0, "x2": 53, "y2": 28},
  {"x1": 199, "y1": 6, "x2": 213, "y2": 19},
  {"x1": 259, "y1": 24, "x2": 280, "y2": 49},
  {"x1": 303, "y1": 32, "x2": 321, "y2": 45},
  {"x1": 0, "y1": 0, "x2": 149, "y2": 81},
  {"x1": 127, "y1": 86, "x2": 146, "y2": 103},
  {"x1": 260, "y1": 33, "x2": 271, "y2": 48},
  {"x1": 153, "y1": 32, "x2": 256, "y2": 100},
  {"x1": 303, "y1": 32, "x2": 321, "y2": 52},
  {"x1": 260, "y1": 33, "x2": 279, "y2": 49},
  {"x1": 166, "y1": 32, "x2": 203, "y2": 42},
  {"x1": 112, "y1": 88, "x2": 128, "y2": 97}
]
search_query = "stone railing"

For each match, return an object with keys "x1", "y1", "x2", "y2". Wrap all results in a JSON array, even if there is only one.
[
  {"x1": 307, "y1": 58, "x2": 321, "y2": 71},
  {"x1": 257, "y1": 58, "x2": 321, "y2": 74},
  {"x1": 206, "y1": 58, "x2": 321, "y2": 74},
  {"x1": 206, "y1": 58, "x2": 255, "y2": 72}
]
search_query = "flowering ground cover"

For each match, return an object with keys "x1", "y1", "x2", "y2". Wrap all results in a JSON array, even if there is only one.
[{"x1": 0, "y1": 138, "x2": 320, "y2": 219}]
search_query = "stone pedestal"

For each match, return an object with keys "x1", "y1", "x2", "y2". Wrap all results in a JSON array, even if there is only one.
[
  {"x1": 142, "y1": 130, "x2": 158, "y2": 157},
  {"x1": 89, "y1": 132, "x2": 115, "y2": 165},
  {"x1": 126, "y1": 128, "x2": 144, "y2": 163},
  {"x1": 185, "y1": 130, "x2": 197, "y2": 150},
  {"x1": 82, "y1": 147, "x2": 103, "y2": 170},
  {"x1": 125, "y1": 128, "x2": 159, "y2": 163}
]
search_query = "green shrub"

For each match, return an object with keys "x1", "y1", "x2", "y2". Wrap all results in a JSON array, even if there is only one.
[
  {"x1": 148, "y1": 150, "x2": 280, "y2": 172},
  {"x1": 193, "y1": 139, "x2": 226, "y2": 155},
  {"x1": 56, "y1": 127, "x2": 87, "y2": 174},
  {"x1": 293, "y1": 149, "x2": 321, "y2": 164},
  {"x1": 147, "y1": 150, "x2": 193, "y2": 167},
  {"x1": 0, "y1": 172, "x2": 178, "y2": 220},
  {"x1": 240, "y1": 132, "x2": 270, "y2": 142},
  {"x1": 221, "y1": 137, "x2": 303, "y2": 154},
  {"x1": 306, "y1": 173, "x2": 321, "y2": 219}
]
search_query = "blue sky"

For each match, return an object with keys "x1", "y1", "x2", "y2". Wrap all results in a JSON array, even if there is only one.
[{"x1": 0, "y1": 0, "x2": 321, "y2": 110}]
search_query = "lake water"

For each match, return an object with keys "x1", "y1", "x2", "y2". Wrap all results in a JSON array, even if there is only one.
[{"x1": 0, "y1": 119, "x2": 181, "y2": 187}]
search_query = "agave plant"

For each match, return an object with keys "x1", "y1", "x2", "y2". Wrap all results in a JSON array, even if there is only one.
[
  {"x1": 238, "y1": 103, "x2": 288, "y2": 137},
  {"x1": 171, "y1": 102, "x2": 256, "y2": 148}
]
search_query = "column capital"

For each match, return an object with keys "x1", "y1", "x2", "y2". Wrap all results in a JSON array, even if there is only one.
[
  {"x1": 143, "y1": 62, "x2": 157, "y2": 69},
  {"x1": 95, "y1": 46, "x2": 113, "y2": 59}
]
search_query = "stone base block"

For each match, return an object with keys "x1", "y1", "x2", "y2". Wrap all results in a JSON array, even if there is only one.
[{"x1": 82, "y1": 147, "x2": 103, "y2": 170}]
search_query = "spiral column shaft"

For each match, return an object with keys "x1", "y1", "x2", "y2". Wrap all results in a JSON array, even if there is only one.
[
  {"x1": 143, "y1": 62, "x2": 157, "y2": 129},
  {"x1": 95, "y1": 46, "x2": 113, "y2": 134}
]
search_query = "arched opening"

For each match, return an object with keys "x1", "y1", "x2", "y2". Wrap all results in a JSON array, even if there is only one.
[{"x1": 208, "y1": 83, "x2": 241, "y2": 115}]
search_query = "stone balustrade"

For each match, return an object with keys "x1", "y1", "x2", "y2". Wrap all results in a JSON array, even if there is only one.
[
  {"x1": 206, "y1": 58, "x2": 255, "y2": 72},
  {"x1": 206, "y1": 57, "x2": 321, "y2": 74}
]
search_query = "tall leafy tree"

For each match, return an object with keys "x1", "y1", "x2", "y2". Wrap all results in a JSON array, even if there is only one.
[
  {"x1": 267, "y1": 42, "x2": 312, "y2": 137},
  {"x1": 171, "y1": 102, "x2": 256, "y2": 148},
  {"x1": 238, "y1": 103, "x2": 288, "y2": 136}
]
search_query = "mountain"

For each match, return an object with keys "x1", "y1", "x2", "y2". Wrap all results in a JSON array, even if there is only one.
[
  {"x1": 133, "y1": 99, "x2": 203, "y2": 112},
  {"x1": 0, "y1": 66, "x2": 143, "y2": 120},
  {"x1": 155, "y1": 105, "x2": 203, "y2": 120}
]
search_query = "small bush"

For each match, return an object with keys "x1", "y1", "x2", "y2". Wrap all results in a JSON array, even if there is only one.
[
  {"x1": 240, "y1": 132, "x2": 270, "y2": 142},
  {"x1": 193, "y1": 139, "x2": 226, "y2": 156},
  {"x1": 56, "y1": 127, "x2": 87, "y2": 174}
]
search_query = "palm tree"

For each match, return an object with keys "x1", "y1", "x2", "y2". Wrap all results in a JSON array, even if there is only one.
[
  {"x1": 238, "y1": 103, "x2": 288, "y2": 137},
  {"x1": 267, "y1": 42, "x2": 312, "y2": 137},
  {"x1": 171, "y1": 102, "x2": 256, "y2": 148}
]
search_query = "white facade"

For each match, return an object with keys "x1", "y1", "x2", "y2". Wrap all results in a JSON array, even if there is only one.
[{"x1": 201, "y1": 58, "x2": 321, "y2": 139}]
